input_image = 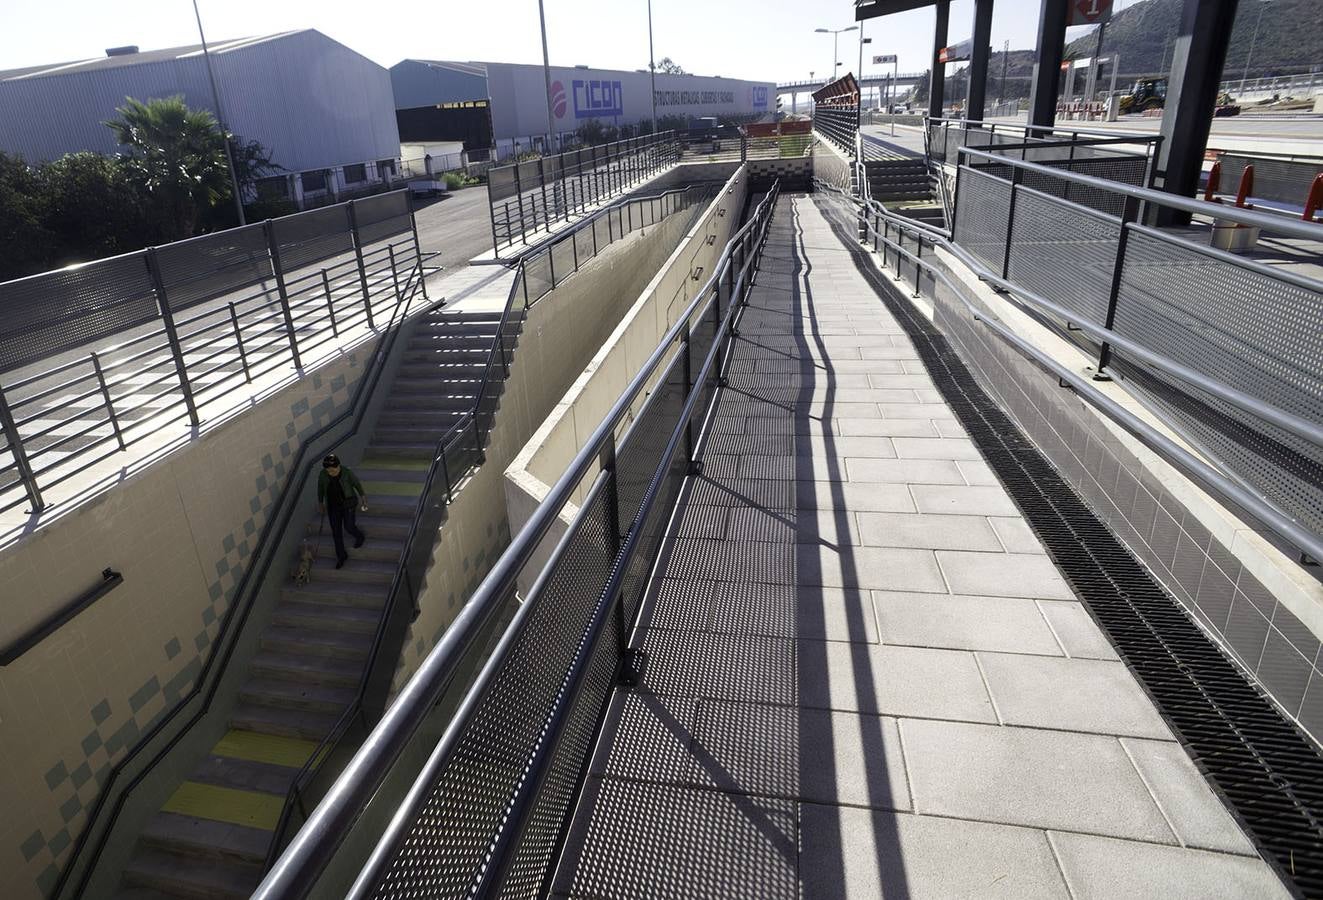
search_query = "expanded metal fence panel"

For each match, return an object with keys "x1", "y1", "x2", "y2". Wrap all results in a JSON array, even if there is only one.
[
  {"x1": 1005, "y1": 188, "x2": 1121, "y2": 326},
  {"x1": 154, "y1": 224, "x2": 271, "y2": 312},
  {"x1": 368, "y1": 483, "x2": 617, "y2": 900},
  {"x1": 1112, "y1": 228, "x2": 1323, "y2": 538},
  {"x1": 353, "y1": 193, "x2": 413, "y2": 247},
  {"x1": 1217, "y1": 154, "x2": 1320, "y2": 207},
  {"x1": 813, "y1": 106, "x2": 859, "y2": 157},
  {"x1": 272, "y1": 204, "x2": 354, "y2": 272},
  {"x1": 953, "y1": 166, "x2": 1011, "y2": 272},
  {"x1": 0, "y1": 253, "x2": 159, "y2": 373}
]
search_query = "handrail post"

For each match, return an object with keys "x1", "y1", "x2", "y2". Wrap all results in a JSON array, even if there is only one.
[
  {"x1": 406, "y1": 191, "x2": 430, "y2": 303},
  {"x1": 538, "y1": 160, "x2": 551, "y2": 234},
  {"x1": 262, "y1": 221, "x2": 304, "y2": 368},
  {"x1": 1095, "y1": 194, "x2": 1141, "y2": 379},
  {"x1": 145, "y1": 248, "x2": 200, "y2": 426},
  {"x1": 90, "y1": 351, "x2": 126, "y2": 453},
  {"x1": 229, "y1": 302, "x2": 252, "y2": 383},
  {"x1": 321, "y1": 270, "x2": 339, "y2": 338},
  {"x1": 0, "y1": 382, "x2": 44, "y2": 511},
  {"x1": 1001, "y1": 165, "x2": 1024, "y2": 279},
  {"x1": 345, "y1": 201, "x2": 377, "y2": 330},
  {"x1": 513, "y1": 163, "x2": 527, "y2": 244},
  {"x1": 680, "y1": 323, "x2": 696, "y2": 470}
]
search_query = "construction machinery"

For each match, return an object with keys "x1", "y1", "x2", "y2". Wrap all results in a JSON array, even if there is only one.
[{"x1": 1119, "y1": 78, "x2": 1166, "y2": 114}]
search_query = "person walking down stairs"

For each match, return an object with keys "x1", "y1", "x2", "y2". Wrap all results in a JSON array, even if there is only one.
[{"x1": 318, "y1": 454, "x2": 368, "y2": 569}]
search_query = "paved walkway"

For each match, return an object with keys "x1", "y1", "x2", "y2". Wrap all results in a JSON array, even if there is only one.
[{"x1": 553, "y1": 196, "x2": 1287, "y2": 898}]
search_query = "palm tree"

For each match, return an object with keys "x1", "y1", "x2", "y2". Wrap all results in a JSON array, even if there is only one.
[{"x1": 106, "y1": 95, "x2": 231, "y2": 240}]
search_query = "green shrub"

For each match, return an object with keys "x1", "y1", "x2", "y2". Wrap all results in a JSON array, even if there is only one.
[{"x1": 443, "y1": 172, "x2": 464, "y2": 190}]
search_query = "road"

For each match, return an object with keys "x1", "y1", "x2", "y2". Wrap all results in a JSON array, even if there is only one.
[
  {"x1": 986, "y1": 112, "x2": 1323, "y2": 157},
  {"x1": 412, "y1": 185, "x2": 496, "y2": 270}
]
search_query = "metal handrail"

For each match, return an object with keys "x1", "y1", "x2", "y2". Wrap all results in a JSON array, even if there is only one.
[
  {"x1": 254, "y1": 181, "x2": 781, "y2": 900},
  {"x1": 818, "y1": 176, "x2": 1323, "y2": 565},
  {"x1": 0, "y1": 568, "x2": 123, "y2": 666},
  {"x1": 50, "y1": 253, "x2": 433, "y2": 900},
  {"x1": 928, "y1": 115, "x2": 1162, "y2": 144},
  {"x1": 258, "y1": 179, "x2": 718, "y2": 873},
  {"x1": 959, "y1": 146, "x2": 1323, "y2": 241}
]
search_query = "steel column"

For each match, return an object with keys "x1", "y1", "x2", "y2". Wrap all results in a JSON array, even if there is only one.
[
  {"x1": 1027, "y1": 0, "x2": 1069, "y2": 128},
  {"x1": 345, "y1": 203, "x2": 375, "y2": 329},
  {"x1": 966, "y1": 0, "x2": 994, "y2": 121},
  {"x1": 1155, "y1": 0, "x2": 1241, "y2": 225},
  {"x1": 928, "y1": 0, "x2": 950, "y2": 119},
  {"x1": 1096, "y1": 194, "x2": 1141, "y2": 375},
  {"x1": 145, "y1": 248, "x2": 201, "y2": 425}
]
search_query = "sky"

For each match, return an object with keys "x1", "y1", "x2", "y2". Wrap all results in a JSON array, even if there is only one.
[{"x1": 0, "y1": 0, "x2": 1145, "y2": 83}]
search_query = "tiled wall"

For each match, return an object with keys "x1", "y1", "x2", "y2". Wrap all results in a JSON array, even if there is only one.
[
  {"x1": 927, "y1": 259, "x2": 1323, "y2": 746},
  {"x1": 0, "y1": 344, "x2": 373, "y2": 899}
]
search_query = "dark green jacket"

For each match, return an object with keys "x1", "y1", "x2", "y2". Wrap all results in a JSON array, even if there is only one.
[{"x1": 318, "y1": 465, "x2": 366, "y2": 505}]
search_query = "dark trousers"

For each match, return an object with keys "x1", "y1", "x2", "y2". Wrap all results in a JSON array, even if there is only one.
[{"x1": 327, "y1": 503, "x2": 364, "y2": 561}]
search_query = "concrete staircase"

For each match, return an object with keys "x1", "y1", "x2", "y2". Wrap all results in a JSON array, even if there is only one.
[
  {"x1": 864, "y1": 158, "x2": 946, "y2": 229},
  {"x1": 116, "y1": 309, "x2": 519, "y2": 899}
]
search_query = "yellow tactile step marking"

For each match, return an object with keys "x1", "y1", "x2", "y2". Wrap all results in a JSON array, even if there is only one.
[
  {"x1": 213, "y1": 729, "x2": 321, "y2": 769},
  {"x1": 162, "y1": 781, "x2": 284, "y2": 831},
  {"x1": 359, "y1": 456, "x2": 429, "y2": 471},
  {"x1": 372, "y1": 481, "x2": 424, "y2": 496}
]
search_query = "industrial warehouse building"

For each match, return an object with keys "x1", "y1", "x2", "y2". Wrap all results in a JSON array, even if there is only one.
[
  {"x1": 0, "y1": 30, "x2": 401, "y2": 208},
  {"x1": 390, "y1": 59, "x2": 776, "y2": 158}
]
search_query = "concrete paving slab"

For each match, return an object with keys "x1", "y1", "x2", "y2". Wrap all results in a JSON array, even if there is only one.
[
  {"x1": 856, "y1": 511, "x2": 1003, "y2": 552},
  {"x1": 891, "y1": 435, "x2": 985, "y2": 460},
  {"x1": 989, "y1": 516, "x2": 1047, "y2": 554},
  {"x1": 935, "y1": 550, "x2": 1076, "y2": 600},
  {"x1": 832, "y1": 417, "x2": 946, "y2": 437},
  {"x1": 798, "y1": 481, "x2": 916, "y2": 513},
  {"x1": 797, "y1": 544, "x2": 946, "y2": 592},
  {"x1": 1120, "y1": 738, "x2": 1258, "y2": 855},
  {"x1": 800, "y1": 642, "x2": 997, "y2": 722},
  {"x1": 875, "y1": 591, "x2": 1065, "y2": 656},
  {"x1": 977, "y1": 653, "x2": 1173, "y2": 738},
  {"x1": 911, "y1": 483, "x2": 1021, "y2": 516},
  {"x1": 845, "y1": 458, "x2": 967, "y2": 485},
  {"x1": 800, "y1": 804, "x2": 1071, "y2": 900},
  {"x1": 1047, "y1": 831, "x2": 1292, "y2": 900},
  {"x1": 900, "y1": 718, "x2": 1176, "y2": 842},
  {"x1": 1036, "y1": 600, "x2": 1121, "y2": 661}
]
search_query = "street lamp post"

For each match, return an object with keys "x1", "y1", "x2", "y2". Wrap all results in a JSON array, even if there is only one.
[
  {"x1": 537, "y1": 0, "x2": 556, "y2": 153},
  {"x1": 192, "y1": 0, "x2": 245, "y2": 225},
  {"x1": 647, "y1": 0, "x2": 658, "y2": 132},
  {"x1": 815, "y1": 26, "x2": 857, "y2": 82},
  {"x1": 1239, "y1": 0, "x2": 1273, "y2": 94}
]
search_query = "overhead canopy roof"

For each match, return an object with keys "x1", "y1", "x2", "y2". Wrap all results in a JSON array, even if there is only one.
[
  {"x1": 854, "y1": 0, "x2": 939, "y2": 20},
  {"x1": 812, "y1": 73, "x2": 860, "y2": 105}
]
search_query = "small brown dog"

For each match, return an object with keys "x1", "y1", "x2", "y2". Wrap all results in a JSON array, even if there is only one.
[{"x1": 293, "y1": 540, "x2": 315, "y2": 585}]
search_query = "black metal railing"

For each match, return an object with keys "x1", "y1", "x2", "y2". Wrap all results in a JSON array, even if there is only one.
[
  {"x1": 813, "y1": 104, "x2": 859, "y2": 157},
  {"x1": 0, "y1": 191, "x2": 433, "y2": 517},
  {"x1": 924, "y1": 116, "x2": 1163, "y2": 171},
  {"x1": 257, "y1": 180, "x2": 719, "y2": 875},
  {"x1": 841, "y1": 150, "x2": 1323, "y2": 565},
  {"x1": 251, "y1": 181, "x2": 779, "y2": 900},
  {"x1": 50, "y1": 244, "x2": 433, "y2": 900},
  {"x1": 0, "y1": 568, "x2": 122, "y2": 666},
  {"x1": 486, "y1": 132, "x2": 680, "y2": 252}
]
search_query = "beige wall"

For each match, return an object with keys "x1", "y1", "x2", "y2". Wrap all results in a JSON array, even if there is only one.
[
  {"x1": 0, "y1": 340, "x2": 377, "y2": 899},
  {"x1": 503, "y1": 166, "x2": 748, "y2": 564},
  {"x1": 390, "y1": 195, "x2": 710, "y2": 689}
]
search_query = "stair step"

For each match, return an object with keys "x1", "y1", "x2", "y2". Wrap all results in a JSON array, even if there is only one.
[
  {"x1": 260, "y1": 625, "x2": 372, "y2": 660},
  {"x1": 307, "y1": 556, "x2": 395, "y2": 586},
  {"x1": 305, "y1": 533, "x2": 404, "y2": 560},
  {"x1": 394, "y1": 372, "x2": 488, "y2": 392},
  {"x1": 386, "y1": 392, "x2": 484, "y2": 410},
  {"x1": 230, "y1": 703, "x2": 341, "y2": 741},
  {"x1": 379, "y1": 404, "x2": 472, "y2": 422},
  {"x1": 138, "y1": 811, "x2": 271, "y2": 866},
  {"x1": 375, "y1": 423, "x2": 465, "y2": 444},
  {"x1": 188, "y1": 753, "x2": 301, "y2": 796},
  {"x1": 272, "y1": 598, "x2": 384, "y2": 633},
  {"x1": 121, "y1": 848, "x2": 261, "y2": 900},
  {"x1": 365, "y1": 441, "x2": 441, "y2": 458},
  {"x1": 250, "y1": 649, "x2": 364, "y2": 686},
  {"x1": 240, "y1": 678, "x2": 357, "y2": 714}
]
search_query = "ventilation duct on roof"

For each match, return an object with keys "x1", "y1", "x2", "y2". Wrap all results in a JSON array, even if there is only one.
[{"x1": 105, "y1": 46, "x2": 140, "y2": 57}]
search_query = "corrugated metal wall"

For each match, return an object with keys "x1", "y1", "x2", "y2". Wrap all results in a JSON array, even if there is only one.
[
  {"x1": 0, "y1": 30, "x2": 400, "y2": 173},
  {"x1": 389, "y1": 60, "x2": 490, "y2": 110}
]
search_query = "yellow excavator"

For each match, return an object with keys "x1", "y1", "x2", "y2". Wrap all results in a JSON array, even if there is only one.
[{"x1": 1119, "y1": 77, "x2": 1241, "y2": 116}]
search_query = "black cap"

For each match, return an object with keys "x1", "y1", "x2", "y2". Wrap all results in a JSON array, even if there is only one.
[{"x1": 323, "y1": 454, "x2": 340, "y2": 468}]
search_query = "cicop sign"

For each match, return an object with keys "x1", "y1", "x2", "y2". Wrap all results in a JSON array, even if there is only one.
[
  {"x1": 873, "y1": 54, "x2": 898, "y2": 65},
  {"x1": 1070, "y1": 0, "x2": 1113, "y2": 26}
]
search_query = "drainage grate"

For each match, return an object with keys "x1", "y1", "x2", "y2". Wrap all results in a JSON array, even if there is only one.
[{"x1": 817, "y1": 196, "x2": 1323, "y2": 899}]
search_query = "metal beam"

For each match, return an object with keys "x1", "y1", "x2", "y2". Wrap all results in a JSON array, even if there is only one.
[
  {"x1": 856, "y1": 0, "x2": 935, "y2": 19},
  {"x1": 1155, "y1": 0, "x2": 1241, "y2": 224},
  {"x1": 929, "y1": 0, "x2": 949, "y2": 119},
  {"x1": 1027, "y1": 0, "x2": 1068, "y2": 128},
  {"x1": 966, "y1": 0, "x2": 994, "y2": 120}
]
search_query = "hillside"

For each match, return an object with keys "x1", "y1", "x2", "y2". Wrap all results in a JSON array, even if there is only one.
[{"x1": 1065, "y1": 0, "x2": 1320, "y2": 79}]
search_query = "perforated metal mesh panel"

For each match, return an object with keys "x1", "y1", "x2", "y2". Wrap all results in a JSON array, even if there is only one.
[
  {"x1": 353, "y1": 193, "x2": 413, "y2": 247},
  {"x1": 1006, "y1": 188, "x2": 1121, "y2": 325},
  {"x1": 154, "y1": 224, "x2": 271, "y2": 312},
  {"x1": 1112, "y1": 228, "x2": 1323, "y2": 538},
  {"x1": 271, "y1": 204, "x2": 354, "y2": 272},
  {"x1": 953, "y1": 166, "x2": 1011, "y2": 271},
  {"x1": 369, "y1": 483, "x2": 617, "y2": 900},
  {"x1": 1217, "y1": 154, "x2": 1321, "y2": 207},
  {"x1": 0, "y1": 253, "x2": 159, "y2": 373}
]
